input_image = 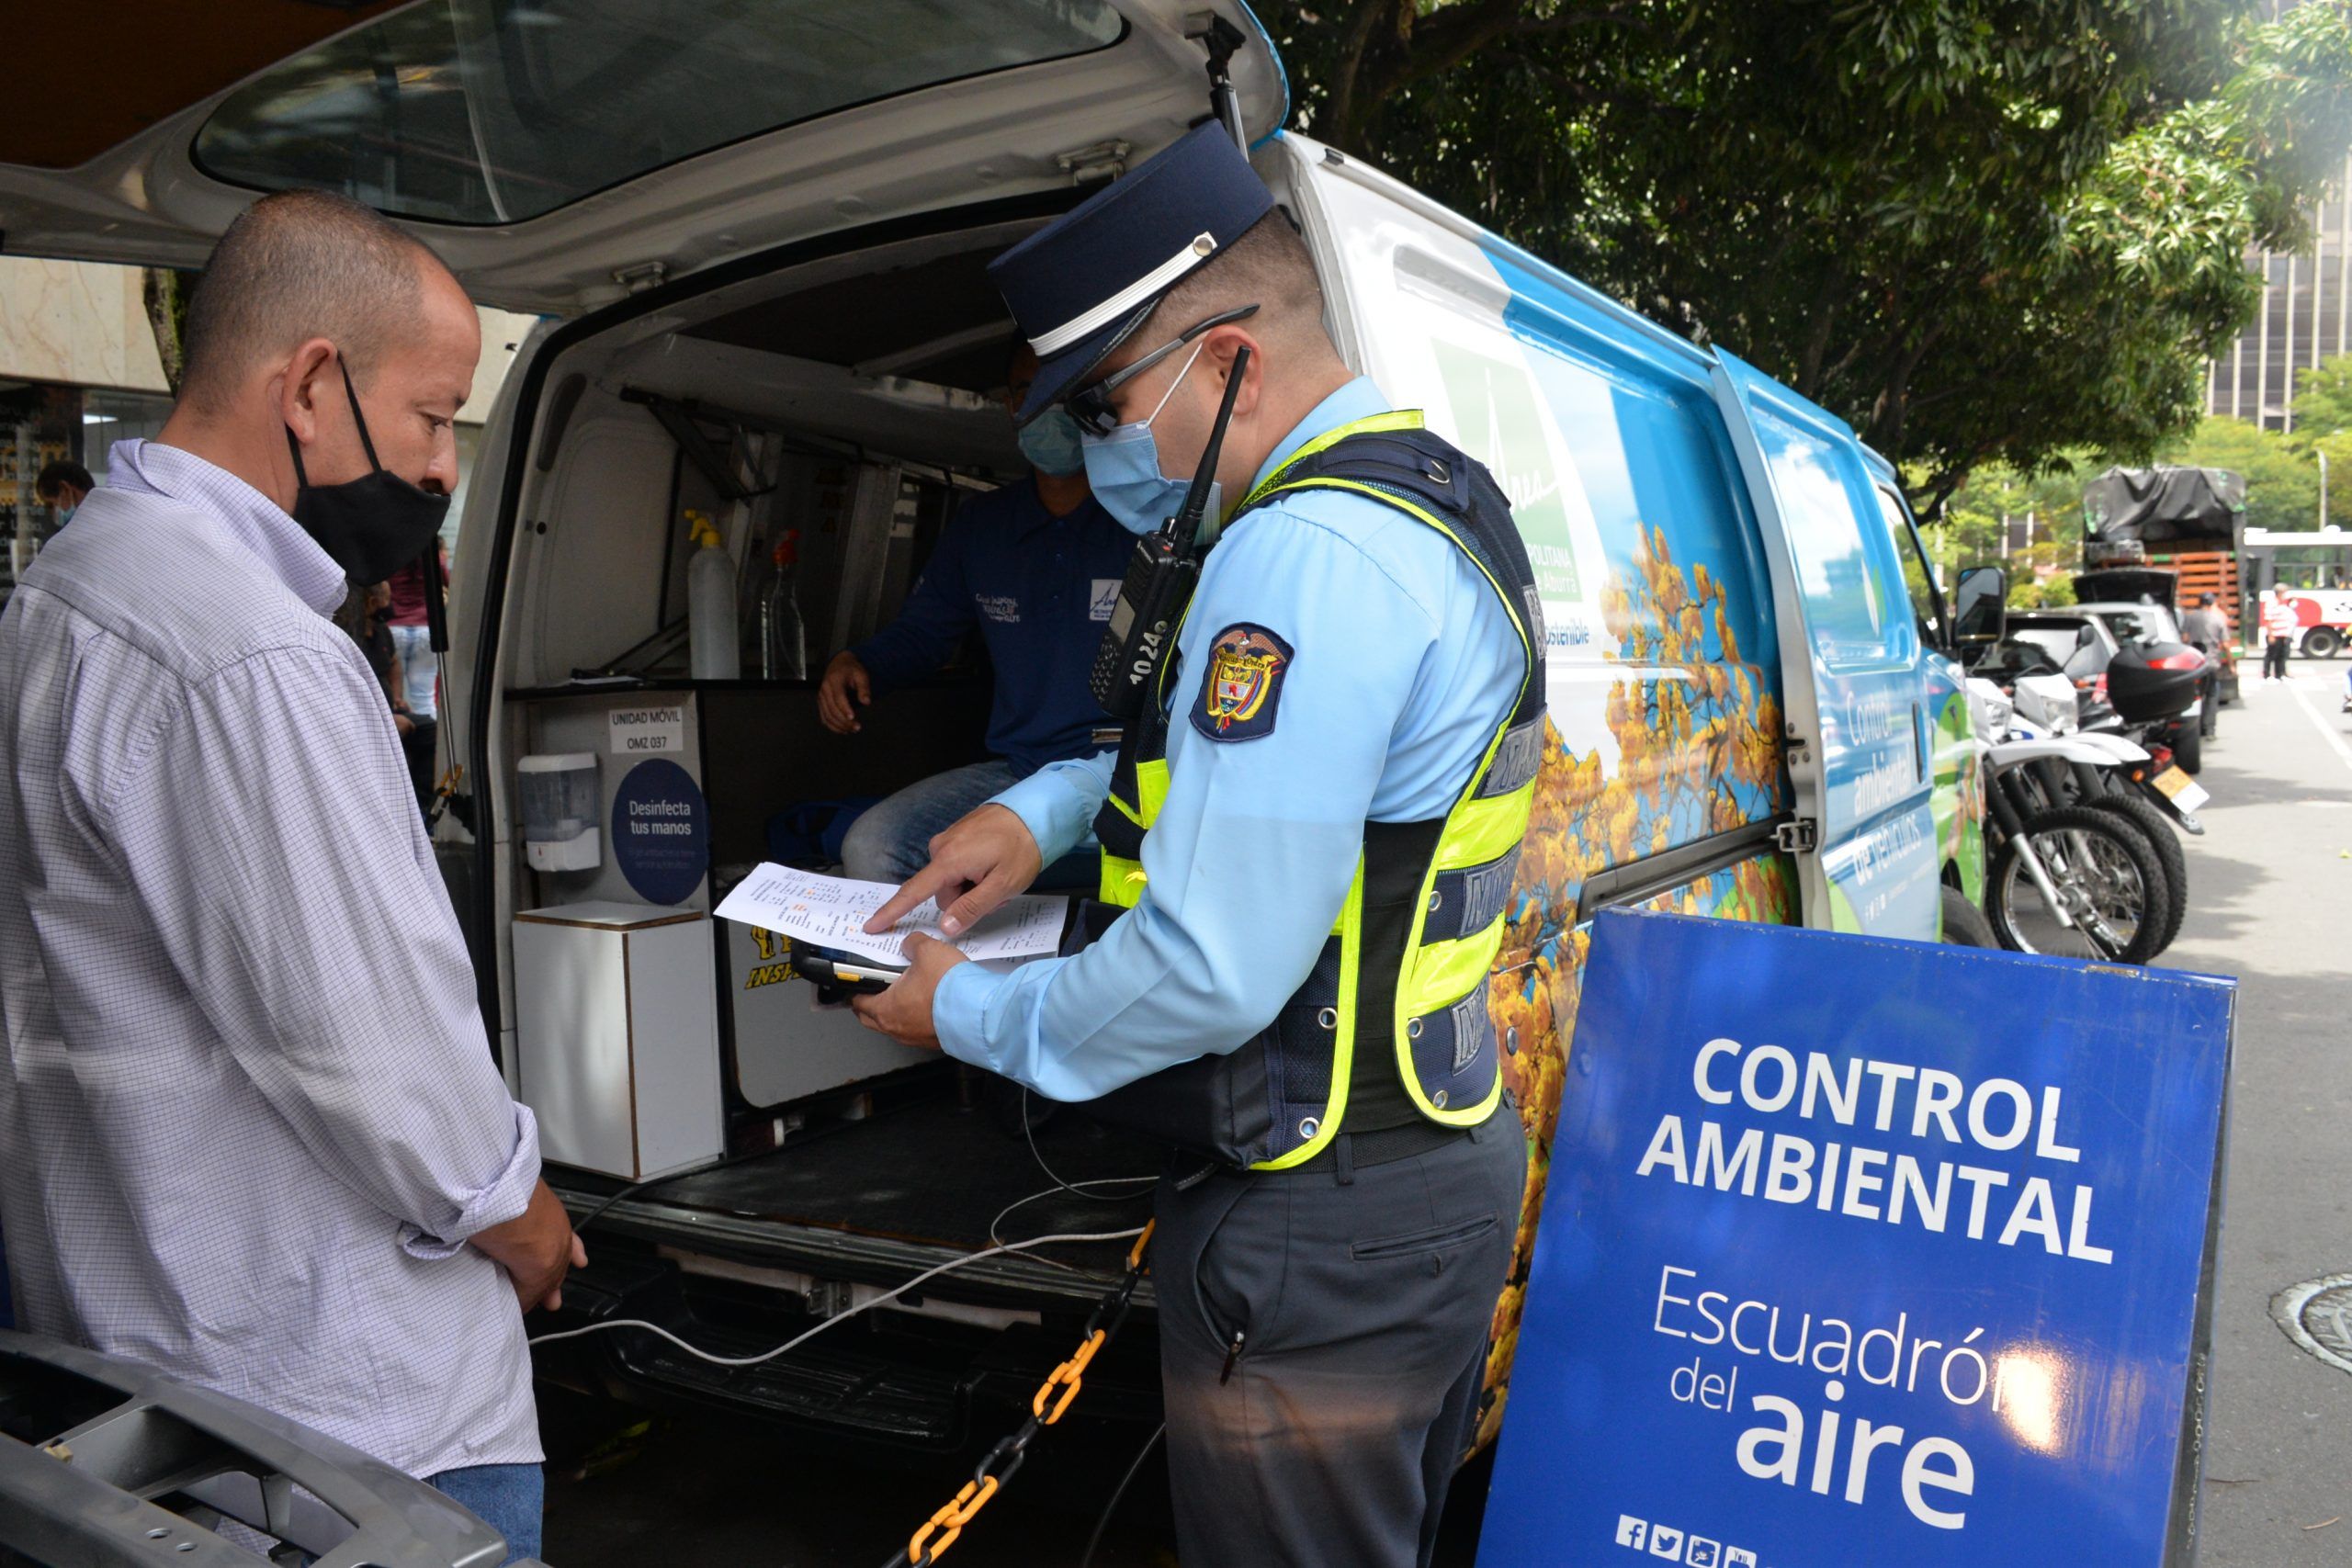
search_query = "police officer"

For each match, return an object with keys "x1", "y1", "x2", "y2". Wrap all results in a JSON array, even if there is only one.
[{"x1": 854, "y1": 123, "x2": 1537, "y2": 1568}]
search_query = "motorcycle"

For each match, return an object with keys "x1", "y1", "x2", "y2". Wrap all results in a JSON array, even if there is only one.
[{"x1": 1968, "y1": 678, "x2": 2181, "y2": 964}]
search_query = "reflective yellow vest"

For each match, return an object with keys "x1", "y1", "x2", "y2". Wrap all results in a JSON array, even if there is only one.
[{"x1": 1080, "y1": 413, "x2": 1546, "y2": 1170}]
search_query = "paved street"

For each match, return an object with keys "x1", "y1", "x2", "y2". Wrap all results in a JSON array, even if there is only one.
[
  {"x1": 538, "y1": 661, "x2": 2349, "y2": 1566},
  {"x1": 2170, "y1": 659, "x2": 2352, "y2": 1565}
]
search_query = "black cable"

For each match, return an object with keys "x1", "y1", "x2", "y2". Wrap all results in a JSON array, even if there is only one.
[
  {"x1": 1023, "y1": 1089, "x2": 1156, "y2": 1204},
  {"x1": 1078, "y1": 1422, "x2": 1166, "y2": 1568},
  {"x1": 570, "y1": 1177, "x2": 656, "y2": 1240},
  {"x1": 570, "y1": 1141, "x2": 789, "y2": 1240}
]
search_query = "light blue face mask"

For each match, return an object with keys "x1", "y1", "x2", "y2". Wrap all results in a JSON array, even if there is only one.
[
  {"x1": 1015, "y1": 407, "x2": 1088, "y2": 477},
  {"x1": 1080, "y1": 342, "x2": 1218, "y2": 536}
]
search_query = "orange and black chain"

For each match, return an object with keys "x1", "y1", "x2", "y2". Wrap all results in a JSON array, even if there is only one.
[{"x1": 886, "y1": 1223, "x2": 1154, "y2": 1568}]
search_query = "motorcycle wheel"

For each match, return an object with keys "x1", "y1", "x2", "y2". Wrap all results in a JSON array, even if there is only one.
[
  {"x1": 2170, "y1": 726, "x2": 2202, "y2": 775},
  {"x1": 1988, "y1": 805, "x2": 2169, "y2": 964},
  {"x1": 2085, "y1": 793, "x2": 2188, "y2": 956}
]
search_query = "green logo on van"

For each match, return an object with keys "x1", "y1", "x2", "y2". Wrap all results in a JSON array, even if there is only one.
[{"x1": 1433, "y1": 342, "x2": 1580, "y2": 604}]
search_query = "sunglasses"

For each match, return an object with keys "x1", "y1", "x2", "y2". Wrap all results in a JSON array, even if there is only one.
[{"x1": 1063, "y1": 304, "x2": 1260, "y2": 436}]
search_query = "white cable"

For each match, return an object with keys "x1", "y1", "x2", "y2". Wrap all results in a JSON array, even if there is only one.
[
  {"x1": 525, "y1": 1225, "x2": 1146, "y2": 1369},
  {"x1": 988, "y1": 1178, "x2": 1156, "y2": 1253}
]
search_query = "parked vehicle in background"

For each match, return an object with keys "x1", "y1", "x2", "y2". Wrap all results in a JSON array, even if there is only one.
[
  {"x1": 2007, "y1": 608, "x2": 2210, "y2": 773},
  {"x1": 2082, "y1": 601, "x2": 2187, "y2": 652},
  {"x1": 1965, "y1": 677, "x2": 2198, "y2": 964},
  {"x1": 2080, "y1": 470, "x2": 2250, "y2": 692},
  {"x1": 2241, "y1": 525, "x2": 2352, "y2": 658}
]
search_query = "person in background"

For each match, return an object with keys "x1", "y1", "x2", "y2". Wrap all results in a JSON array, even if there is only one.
[
  {"x1": 33, "y1": 460, "x2": 92, "y2": 525},
  {"x1": 0, "y1": 190, "x2": 575, "y2": 1563},
  {"x1": 820, "y1": 344, "x2": 1131, "y2": 885},
  {"x1": 2179, "y1": 591, "x2": 2229, "y2": 739},
  {"x1": 355, "y1": 580, "x2": 439, "y2": 818},
  {"x1": 2260, "y1": 585, "x2": 2300, "y2": 680},
  {"x1": 383, "y1": 540, "x2": 447, "y2": 718}
]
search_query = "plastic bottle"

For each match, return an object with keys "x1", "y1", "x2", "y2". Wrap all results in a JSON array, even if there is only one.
[
  {"x1": 762, "y1": 529, "x2": 808, "y2": 680},
  {"x1": 685, "y1": 510, "x2": 741, "y2": 680}
]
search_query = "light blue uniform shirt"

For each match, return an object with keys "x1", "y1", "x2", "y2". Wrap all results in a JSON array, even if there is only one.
[{"x1": 932, "y1": 378, "x2": 1523, "y2": 1100}]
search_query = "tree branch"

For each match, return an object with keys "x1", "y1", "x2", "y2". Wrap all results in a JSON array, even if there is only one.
[
  {"x1": 1327, "y1": 0, "x2": 1395, "y2": 154},
  {"x1": 1374, "y1": 5, "x2": 1635, "y2": 103},
  {"x1": 1794, "y1": 265, "x2": 1848, "y2": 399}
]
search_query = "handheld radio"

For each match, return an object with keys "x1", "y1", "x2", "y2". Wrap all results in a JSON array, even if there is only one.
[{"x1": 1088, "y1": 346, "x2": 1251, "y2": 720}]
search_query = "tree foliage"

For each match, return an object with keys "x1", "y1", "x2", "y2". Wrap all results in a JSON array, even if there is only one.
[
  {"x1": 1929, "y1": 458, "x2": 2094, "y2": 606},
  {"x1": 1264, "y1": 0, "x2": 2352, "y2": 509},
  {"x1": 2153, "y1": 414, "x2": 2324, "y2": 531}
]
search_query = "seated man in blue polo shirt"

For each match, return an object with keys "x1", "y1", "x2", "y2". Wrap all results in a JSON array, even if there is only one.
[{"x1": 822, "y1": 346, "x2": 1130, "y2": 884}]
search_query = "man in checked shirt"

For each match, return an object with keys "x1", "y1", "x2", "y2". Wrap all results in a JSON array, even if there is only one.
[{"x1": 0, "y1": 191, "x2": 578, "y2": 1562}]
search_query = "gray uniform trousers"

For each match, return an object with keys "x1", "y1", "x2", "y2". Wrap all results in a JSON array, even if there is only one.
[{"x1": 1152, "y1": 1116, "x2": 1528, "y2": 1567}]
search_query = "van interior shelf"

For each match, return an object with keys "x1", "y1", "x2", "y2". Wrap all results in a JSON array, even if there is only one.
[{"x1": 506, "y1": 671, "x2": 989, "y2": 702}]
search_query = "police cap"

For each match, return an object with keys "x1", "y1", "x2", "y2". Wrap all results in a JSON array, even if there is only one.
[{"x1": 990, "y1": 121, "x2": 1272, "y2": 425}]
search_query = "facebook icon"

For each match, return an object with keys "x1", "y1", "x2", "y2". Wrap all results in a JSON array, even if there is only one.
[{"x1": 1615, "y1": 1517, "x2": 1647, "y2": 1549}]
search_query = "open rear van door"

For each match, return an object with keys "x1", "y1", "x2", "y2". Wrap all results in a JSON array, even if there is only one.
[
  {"x1": 1710, "y1": 353, "x2": 1941, "y2": 939},
  {"x1": 0, "y1": 0, "x2": 1285, "y2": 315}
]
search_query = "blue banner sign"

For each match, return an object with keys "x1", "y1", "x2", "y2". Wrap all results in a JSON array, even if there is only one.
[
  {"x1": 610, "y1": 758, "x2": 708, "y2": 906},
  {"x1": 1479, "y1": 909, "x2": 2233, "y2": 1568}
]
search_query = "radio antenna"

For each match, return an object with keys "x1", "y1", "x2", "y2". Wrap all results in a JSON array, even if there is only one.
[{"x1": 1170, "y1": 344, "x2": 1250, "y2": 551}]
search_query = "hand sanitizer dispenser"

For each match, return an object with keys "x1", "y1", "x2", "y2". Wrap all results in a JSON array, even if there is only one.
[{"x1": 519, "y1": 752, "x2": 602, "y2": 872}]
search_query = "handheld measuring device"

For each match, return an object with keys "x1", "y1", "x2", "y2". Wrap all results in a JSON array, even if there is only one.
[{"x1": 787, "y1": 939, "x2": 907, "y2": 998}]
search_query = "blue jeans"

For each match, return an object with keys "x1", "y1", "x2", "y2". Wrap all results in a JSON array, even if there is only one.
[
  {"x1": 429, "y1": 1463, "x2": 542, "y2": 1563},
  {"x1": 840, "y1": 759, "x2": 1022, "y2": 883},
  {"x1": 839, "y1": 758, "x2": 1098, "y2": 889},
  {"x1": 390, "y1": 625, "x2": 438, "y2": 717}
]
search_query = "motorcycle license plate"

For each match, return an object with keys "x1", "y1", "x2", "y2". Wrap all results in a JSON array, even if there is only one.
[{"x1": 2151, "y1": 766, "x2": 2211, "y2": 814}]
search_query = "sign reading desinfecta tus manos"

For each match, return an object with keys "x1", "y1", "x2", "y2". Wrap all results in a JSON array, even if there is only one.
[{"x1": 1478, "y1": 910, "x2": 2234, "y2": 1568}]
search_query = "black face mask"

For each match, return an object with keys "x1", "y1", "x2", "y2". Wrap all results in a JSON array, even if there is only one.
[{"x1": 285, "y1": 359, "x2": 451, "y2": 586}]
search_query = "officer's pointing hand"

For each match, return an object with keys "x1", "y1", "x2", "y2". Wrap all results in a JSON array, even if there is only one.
[
  {"x1": 850, "y1": 932, "x2": 966, "y2": 1048},
  {"x1": 864, "y1": 804, "x2": 1043, "y2": 938}
]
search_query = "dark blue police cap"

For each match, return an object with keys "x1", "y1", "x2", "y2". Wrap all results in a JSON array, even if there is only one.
[{"x1": 990, "y1": 121, "x2": 1273, "y2": 425}]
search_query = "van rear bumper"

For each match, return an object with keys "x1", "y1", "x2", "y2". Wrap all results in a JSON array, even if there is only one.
[{"x1": 536, "y1": 1186, "x2": 1162, "y2": 1449}]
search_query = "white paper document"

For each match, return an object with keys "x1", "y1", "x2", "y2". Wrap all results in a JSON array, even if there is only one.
[{"x1": 713, "y1": 863, "x2": 1068, "y2": 969}]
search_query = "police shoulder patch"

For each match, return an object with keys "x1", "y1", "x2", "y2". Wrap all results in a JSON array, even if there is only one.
[{"x1": 1192, "y1": 623, "x2": 1295, "y2": 742}]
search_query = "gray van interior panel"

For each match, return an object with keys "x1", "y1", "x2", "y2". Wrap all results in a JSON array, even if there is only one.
[{"x1": 684, "y1": 245, "x2": 1018, "y2": 393}]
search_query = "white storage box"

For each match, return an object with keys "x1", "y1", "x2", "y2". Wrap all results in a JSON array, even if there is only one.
[{"x1": 514, "y1": 902, "x2": 722, "y2": 1179}]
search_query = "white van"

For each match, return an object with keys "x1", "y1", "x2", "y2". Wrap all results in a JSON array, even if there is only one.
[{"x1": 0, "y1": 0, "x2": 1988, "y2": 1461}]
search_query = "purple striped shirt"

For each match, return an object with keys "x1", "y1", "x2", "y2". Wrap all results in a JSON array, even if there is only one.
[{"x1": 0, "y1": 439, "x2": 541, "y2": 1477}]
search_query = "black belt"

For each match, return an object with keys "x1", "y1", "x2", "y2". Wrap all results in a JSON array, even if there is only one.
[{"x1": 1278, "y1": 1116, "x2": 1477, "y2": 1175}]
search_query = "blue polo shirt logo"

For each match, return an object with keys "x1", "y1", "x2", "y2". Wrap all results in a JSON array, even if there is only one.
[
  {"x1": 976, "y1": 594, "x2": 1021, "y2": 624},
  {"x1": 1089, "y1": 578, "x2": 1120, "y2": 622}
]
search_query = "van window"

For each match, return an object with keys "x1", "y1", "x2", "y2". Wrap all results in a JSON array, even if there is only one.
[
  {"x1": 1745, "y1": 405, "x2": 1891, "y2": 664},
  {"x1": 194, "y1": 0, "x2": 1125, "y2": 225},
  {"x1": 1872, "y1": 487, "x2": 1945, "y2": 647}
]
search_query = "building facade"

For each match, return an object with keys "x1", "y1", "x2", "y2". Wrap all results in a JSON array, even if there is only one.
[{"x1": 2205, "y1": 163, "x2": 2352, "y2": 434}]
